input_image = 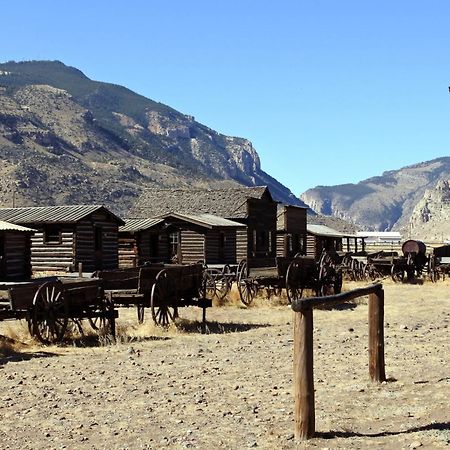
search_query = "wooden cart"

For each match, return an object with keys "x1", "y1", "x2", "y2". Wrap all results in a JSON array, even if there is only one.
[
  {"x1": 236, "y1": 256, "x2": 331, "y2": 306},
  {"x1": 203, "y1": 263, "x2": 237, "y2": 301},
  {"x1": 94, "y1": 263, "x2": 211, "y2": 327},
  {"x1": 365, "y1": 241, "x2": 429, "y2": 282},
  {"x1": 0, "y1": 277, "x2": 116, "y2": 344}
]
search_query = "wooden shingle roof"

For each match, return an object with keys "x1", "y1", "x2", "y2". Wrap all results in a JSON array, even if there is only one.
[
  {"x1": 0, "y1": 205, "x2": 125, "y2": 225},
  {"x1": 130, "y1": 186, "x2": 273, "y2": 219}
]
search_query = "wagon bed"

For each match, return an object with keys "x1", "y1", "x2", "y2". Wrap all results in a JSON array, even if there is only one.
[
  {"x1": 0, "y1": 277, "x2": 117, "y2": 344},
  {"x1": 95, "y1": 263, "x2": 211, "y2": 328}
]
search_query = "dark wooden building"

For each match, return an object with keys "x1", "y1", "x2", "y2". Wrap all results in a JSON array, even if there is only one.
[
  {"x1": 306, "y1": 224, "x2": 344, "y2": 260},
  {"x1": 130, "y1": 186, "x2": 278, "y2": 267},
  {"x1": 119, "y1": 213, "x2": 246, "y2": 267},
  {"x1": 0, "y1": 220, "x2": 35, "y2": 281},
  {"x1": 118, "y1": 218, "x2": 165, "y2": 268},
  {"x1": 0, "y1": 205, "x2": 125, "y2": 275},
  {"x1": 276, "y1": 204, "x2": 307, "y2": 258}
]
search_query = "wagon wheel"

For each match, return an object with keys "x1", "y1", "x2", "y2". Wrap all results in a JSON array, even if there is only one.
[
  {"x1": 286, "y1": 260, "x2": 303, "y2": 303},
  {"x1": 203, "y1": 270, "x2": 217, "y2": 300},
  {"x1": 365, "y1": 263, "x2": 380, "y2": 281},
  {"x1": 333, "y1": 270, "x2": 343, "y2": 294},
  {"x1": 237, "y1": 279, "x2": 257, "y2": 306},
  {"x1": 319, "y1": 258, "x2": 342, "y2": 295},
  {"x1": 217, "y1": 265, "x2": 232, "y2": 299},
  {"x1": 151, "y1": 269, "x2": 178, "y2": 327},
  {"x1": 31, "y1": 281, "x2": 68, "y2": 344},
  {"x1": 89, "y1": 306, "x2": 115, "y2": 334},
  {"x1": 357, "y1": 261, "x2": 366, "y2": 281},
  {"x1": 236, "y1": 260, "x2": 257, "y2": 306},
  {"x1": 391, "y1": 264, "x2": 405, "y2": 283}
]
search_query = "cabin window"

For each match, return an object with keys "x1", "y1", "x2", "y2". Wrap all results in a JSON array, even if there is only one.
[
  {"x1": 169, "y1": 231, "x2": 179, "y2": 260},
  {"x1": 43, "y1": 225, "x2": 61, "y2": 245},
  {"x1": 94, "y1": 227, "x2": 103, "y2": 251}
]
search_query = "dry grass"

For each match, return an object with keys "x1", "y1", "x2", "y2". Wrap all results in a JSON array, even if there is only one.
[{"x1": 0, "y1": 280, "x2": 448, "y2": 449}]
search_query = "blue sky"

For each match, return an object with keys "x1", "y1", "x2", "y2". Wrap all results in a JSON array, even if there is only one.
[{"x1": 1, "y1": 1, "x2": 450, "y2": 196}]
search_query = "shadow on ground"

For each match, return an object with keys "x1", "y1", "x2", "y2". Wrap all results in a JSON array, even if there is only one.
[
  {"x1": 317, "y1": 421, "x2": 449, "y2": 439},
  {"x1": 176, "y1": 320, "x2": 271, "y2": 334},
  {"x1": 0, "y1": 349, "x2": 59, "y2": 366}
]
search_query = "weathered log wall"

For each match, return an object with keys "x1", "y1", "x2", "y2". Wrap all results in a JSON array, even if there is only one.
[
  {"x1": 0, "y1": 231, "x2": 32, "y2": 281},
  {"x1": 75, "y1": 211, "x2": 119, "y2": 272},
  {"x1": 180, "y1": 230, "x2": 204, "y2": 264},
  {"x1": 30, "y1": 227, "x2": 75, "y2": 273},
  {"x1": 204, "y1": 229, "x2": 238, "y2": 264}
]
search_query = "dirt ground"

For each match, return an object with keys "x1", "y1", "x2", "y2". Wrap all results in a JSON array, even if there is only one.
[{"x1": 0, "y1": 280, "x2": 448, "y2": 449}]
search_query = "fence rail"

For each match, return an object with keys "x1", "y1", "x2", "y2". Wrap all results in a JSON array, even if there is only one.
[{"x1": 291, "y1": 282, "x2": 385, "y2": 440}]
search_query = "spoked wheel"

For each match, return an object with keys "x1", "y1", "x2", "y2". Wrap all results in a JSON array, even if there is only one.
[
  {"x1": 31, "y1": 281, "x2": 68, "y2": 344},
  {"x1": 365, "y1": 263, "x2": 380, "y2": 281},
  {"x1": 237, "y1": 279, "x2": 257, "y2": 306},
  {"x1": 203, "y1": 270, "x2": 218, "y2": 300},
  {"x1": 391, "y1": 264, "x2": 405, "y2": 283},
  {"x1": 217, "y1": 265, "x2": 232, "y2": 300},
  {"x1": 151, "y1": 270, "x2": 178, "y2": 327},
  {"x1": 236, "y1": 260, "x2": 256, "y2": 306},
  {"x1": 334, "y1": 272, "x2": 343, "y2": 294},
  {"x1": 286, "y1": 260, "x2": 303, "y2": 303}
]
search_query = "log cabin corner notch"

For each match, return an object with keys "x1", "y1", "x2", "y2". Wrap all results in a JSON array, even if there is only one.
[{"x1": 0, "y1": 205, "x2": 125, "y2": 275}]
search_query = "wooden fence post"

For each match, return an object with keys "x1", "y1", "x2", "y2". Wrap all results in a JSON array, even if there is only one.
[
  {"x1": 368, "y1": 287, "x2": 386, "y2": 382},
  {"x1": 293, "y1": 308, "x2": 315, "y2": 439}
]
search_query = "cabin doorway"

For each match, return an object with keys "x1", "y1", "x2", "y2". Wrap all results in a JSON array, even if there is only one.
[
  {"x1": 94, "y1": 226, "x2": 103, "y2": 270},
  {"x1": 0, "y1": 235, "x2": 5, "y2": 280}
]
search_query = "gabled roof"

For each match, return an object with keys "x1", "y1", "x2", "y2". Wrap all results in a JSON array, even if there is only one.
[
  {"x1": 0, "y1": 220, "x2": 36, "y2": 233},
  {"x1": 130, "y1": 186, "x2": 273, "y2": 219},
  {"x1": 307, "y1": 224, "x2": 345, "y2": 238},
  {"x1": 162, "y1": 212, "x2": 246, "y2": 229},
  {"x1": 0, "y1": 205, "x2": 125, "y2": 225},
  {"x1": 119, "y1": 218, "x2": 165, "y2": 233}
]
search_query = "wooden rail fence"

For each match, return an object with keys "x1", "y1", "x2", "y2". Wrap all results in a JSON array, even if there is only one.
[{"x1": 290, "y1": 283, "x2": 385, "y2": 440}]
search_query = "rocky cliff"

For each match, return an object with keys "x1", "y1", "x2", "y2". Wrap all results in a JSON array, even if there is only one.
[
  {"x1": 300, "y1": 158, "x2": 450, "y2": 232},
  {"x1": 0, "y1": 60, "x2": 303, "y2": 216},
  {"x1": 408, "y1": 180, "x2": 450, "y2": 241}
]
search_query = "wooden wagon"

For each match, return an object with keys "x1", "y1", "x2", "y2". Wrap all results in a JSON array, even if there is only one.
[
  {"x1": 235, "y1": 255, "x2": 340, "y2": 306},
  {"x1": 364, "y1": 240, "x2": 429, "y2": 282},
  {"x1": 0, "y1": 277, "x2": 117, "y2": 344},
  {"x1": 94, "y1": 263, "x2": 211, "y2": 328},
  {"x1": 202, "y1": 263, "x2": 238, "y2": 301}
]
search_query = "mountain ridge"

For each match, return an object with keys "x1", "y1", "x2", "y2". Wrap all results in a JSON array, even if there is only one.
[
  {"x1": 0, "y1": 60, "x2": 305, "y2": 216},
  {"x1": 301, "y1": 157, "x2": 450, "y2": 232}
]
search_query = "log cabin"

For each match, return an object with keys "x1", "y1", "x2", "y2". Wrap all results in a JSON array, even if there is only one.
[
  {"x1": 119, "y1": 213, "x2": 246, "y2": 267},
  {"x1": 276, "y1": 204, "x2": 308, "y2": 258},
  {"x1": 306, "y1": 224, "x2": 345, "y2": 260},
  {"x1": 0, "y1": 220, "x2": 35, "y2": 281},
  {"x1": 130, "y1": 186, "x2": 278, "y2": 267},
  {"x1": 0, "y1": 205, "x2": 125, "y2": 275}
]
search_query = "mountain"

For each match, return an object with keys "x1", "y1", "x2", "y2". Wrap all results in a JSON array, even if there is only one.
[
  {"x1": 0, "y1": 60, "x2": 304, "y2": 216},
  {"x1": 408, "y1": 179, "x2": 450, "y2": 241},
  {"x1": 300, "y1": 157, "x2": 450, "y2": 232}
]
